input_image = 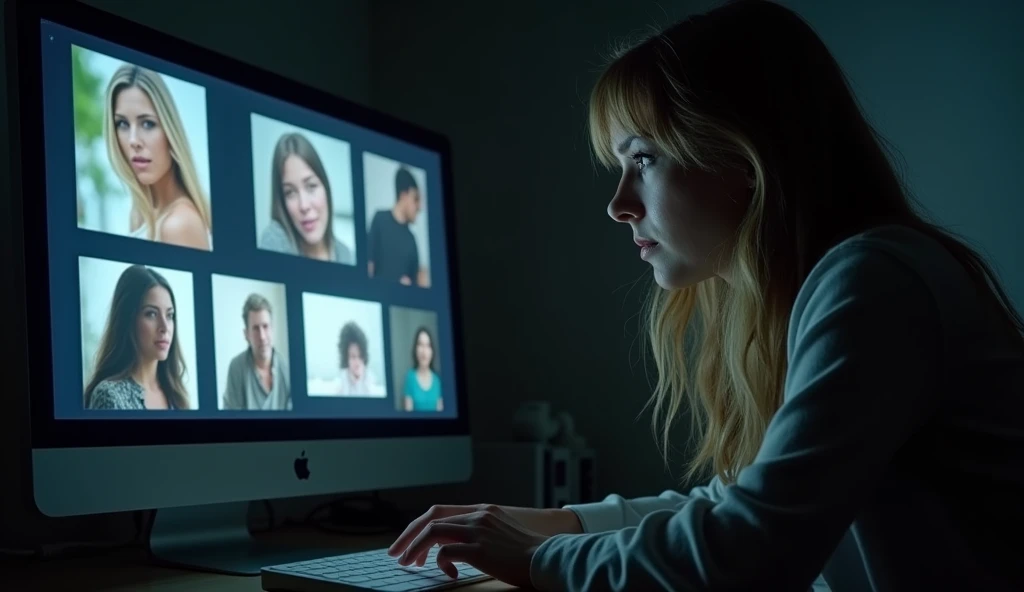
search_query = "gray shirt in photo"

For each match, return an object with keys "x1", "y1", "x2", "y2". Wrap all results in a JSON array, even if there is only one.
[{"x1": 221, "y1": 349, "x2": 291, "y2": 411}]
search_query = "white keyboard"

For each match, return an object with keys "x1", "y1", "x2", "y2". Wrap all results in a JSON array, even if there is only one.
[{"x1": 261, "y1": 546, "x2": 491, "y2": 592}]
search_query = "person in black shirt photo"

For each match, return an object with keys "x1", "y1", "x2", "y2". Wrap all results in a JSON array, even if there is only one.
[{"x1": 367, "y1": 167, "x2": 429, "y2": 288}]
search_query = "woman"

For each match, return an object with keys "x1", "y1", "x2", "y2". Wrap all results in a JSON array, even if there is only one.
[
  {"x1": 386, "y1": 1, "x2": 1024, "y2": 591},
  {"x1": 85, "y1": 265, "x2": 190, "y2": 410},
  {"x1": 403, "y1": 327, "x2": 442, "y2": 412},
  {"x1": 258, "y1": 132, "x2": 355, "y2": 265},
  {"x1": 332, "y1": 321, "x2": 384, "y2": 396},
  {"x1": 105, "y1": 64, "x2": 212, "y2": 250}
]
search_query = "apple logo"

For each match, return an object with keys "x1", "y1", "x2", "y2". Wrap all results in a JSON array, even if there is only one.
[{"x1": 294, "y1": 450, "x2": 310, "y2": 480}]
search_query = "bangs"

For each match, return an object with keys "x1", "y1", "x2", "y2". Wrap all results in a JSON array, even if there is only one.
[
  {"x1": 588, "y1": 53, "x2": 666, "y2": 169},
  {"x1": 587, "y1": 35, "x2": 722, "y2": 173}
]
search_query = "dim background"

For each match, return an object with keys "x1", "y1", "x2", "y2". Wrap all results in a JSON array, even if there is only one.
[{"x1": 2, "y1": 0, "x2": 1021, "y2": 549}]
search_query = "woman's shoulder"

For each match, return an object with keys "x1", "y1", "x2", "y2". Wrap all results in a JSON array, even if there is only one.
[
  {"x1": 332, "y1": 236, "x2": 354, "y2": 265},
  {"x1": 794, "y1": 224, "x2": 972, "y2": 333},
  {"x1": 259, "y1": 219, "x2": 298, "y2": 254},
  {"x1": 161, "y1": 198, "x2": 203, "y2": 226},
  {"x1": 827, "y1": 224, "x2": 947, "y2": 263},
  {"x1": 94, "y1": 377, "x2": 139, "y2": 393},
  {"x1": 89, "y1": 378, "x2": 141, "y2": 409},
  {"x1": 159, "y1": 199, "x2": 209, "y2": 246},
  {"x1": 809, "y1": 224, "x2": 965, "y2": 295}
]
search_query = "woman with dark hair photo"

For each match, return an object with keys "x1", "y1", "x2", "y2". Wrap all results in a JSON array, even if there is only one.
[
  {"x1": 403, "y1": 327, "x2": 442, "y2": 412},
  {"x1": 84, "y1": 264, "x2": 190, "y2": 410},
  {"x1": 258, "y1": 132, "x2": 354, "y2": 265}
]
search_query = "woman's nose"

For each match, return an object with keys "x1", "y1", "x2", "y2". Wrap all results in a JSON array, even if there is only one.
[
  {"x1": 297, "y1": 190, "x2": 312, "y2": 210},
  {"x1": 607, "y1": 180, "x2": 644, "y2": 223}
]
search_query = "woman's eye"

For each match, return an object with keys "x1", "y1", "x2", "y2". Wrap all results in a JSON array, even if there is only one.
[
  {"x1": 142, "y1": 119, "x2": 156, "y2": 130},
  {"x1": 632, "y1": 152, "x2": 655, "y2": 171}
]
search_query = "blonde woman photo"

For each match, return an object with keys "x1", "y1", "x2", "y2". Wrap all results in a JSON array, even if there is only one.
[
  {"x1": 72, "y1": 46, "x2": 213, "y2": 250},
  {"x1": 106, "y1": 64, "x2": 212, "y2": 249},
  {"x1": 386, "y1": 1, "x2": 1024, "y2": 591}
]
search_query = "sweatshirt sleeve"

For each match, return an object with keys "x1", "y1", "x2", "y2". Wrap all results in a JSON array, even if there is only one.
[
  {"x1": 563, "y1": 476, "x2": 726, "y2": 533},
  {"x1": 530, "y1": 246, "x2": 942, "y2": 591}
]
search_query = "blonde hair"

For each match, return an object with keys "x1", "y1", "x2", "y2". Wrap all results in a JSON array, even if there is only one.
[
  {"x1": 588, "y1": 0, "x2": 1024, "y2": 484},
  {"x1": 104, "y1": 64, "x2": 212, "y2": 239}
]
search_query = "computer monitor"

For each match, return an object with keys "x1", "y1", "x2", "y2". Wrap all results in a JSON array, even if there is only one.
[{"x1": 6, "y1": 0, "x2": 470, "y2": 574}]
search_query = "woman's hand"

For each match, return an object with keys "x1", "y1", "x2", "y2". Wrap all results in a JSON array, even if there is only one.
[{"x1": 388, "y1": 504, "x2": 581, "y2": 587}]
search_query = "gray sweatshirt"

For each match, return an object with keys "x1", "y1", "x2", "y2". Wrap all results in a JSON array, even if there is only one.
[{"x1": 531, "y1": 225, "x2": 1024, "y2": 591}]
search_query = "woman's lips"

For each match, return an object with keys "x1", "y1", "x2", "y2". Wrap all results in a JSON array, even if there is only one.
[{"x1": 635, "y1": 238, "x2": 659, "y2": 260}]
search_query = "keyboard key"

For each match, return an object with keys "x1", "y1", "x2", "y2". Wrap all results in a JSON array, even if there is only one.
[
  {"x1": 415, "y1": 568, "x2": 445, "y2": 578},
  {"x1": 376, "y1": 584, "x2": 427, "y2": 592}
]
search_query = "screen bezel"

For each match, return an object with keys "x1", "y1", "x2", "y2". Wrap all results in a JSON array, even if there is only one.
[{"x1": 9, "y1": 0, "x2": 470, "y2": 449}]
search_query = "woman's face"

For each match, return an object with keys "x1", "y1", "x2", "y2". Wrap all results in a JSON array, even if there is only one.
[
  {"x1": 606, "y1": 129, "x2": 751, "y2": 289},
  {"x1": 346, "y1": 343, "x2": 365, "y2": 381},
  {"x1": 415, "y1": 331, "x2": 433, "y2": 369},
  {"x1": 114, "y1": 86, "x2": 173, "y2": 187},
  {"x1": 281, "y1": 155, "x2": 329, "y2": 247},
  {"x1": 135, "y1": 285, "x2": 174, "y2": 363}
]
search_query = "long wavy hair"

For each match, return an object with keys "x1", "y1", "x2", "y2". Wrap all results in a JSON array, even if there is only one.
[
  {"x1": 270, "y1": 132, "x2": 336, "y2": 256},
  {"x1": 588, "y1": 0, "x2": 1024, "y2": 484},
  {"x1": 84, "y1": 265, "x2": 190, "y2": 410},
  {"x1": 104, "y1": 64, "x2": 212, "y2": 239}
]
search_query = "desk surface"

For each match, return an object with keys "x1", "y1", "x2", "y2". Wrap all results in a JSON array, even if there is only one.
[{"x1": 7, "y1": 528, "x2": 516, "y2": 591}]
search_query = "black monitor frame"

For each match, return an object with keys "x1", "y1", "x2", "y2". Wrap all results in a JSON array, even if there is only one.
[{"x1": 5, "y1": 0, "x2": 470, "y2": 449}]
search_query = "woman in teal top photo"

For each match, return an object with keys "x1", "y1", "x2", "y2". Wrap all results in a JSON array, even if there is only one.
[{"x1": 403, "y1": 327, "x2": 442, "y2": 412}]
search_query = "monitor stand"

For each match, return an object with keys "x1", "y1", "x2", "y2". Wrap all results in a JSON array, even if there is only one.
[{"x1": 147, "y1": 501, "x2": 336, "y2": 576}]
